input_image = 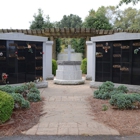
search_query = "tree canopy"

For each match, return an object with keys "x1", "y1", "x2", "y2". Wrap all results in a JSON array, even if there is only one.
[
  {"x1": 114, "y1": 7, "x2": 140, "y2": 29},
  {"x1": 83, "y1": 7, "x2": 112, "y2": 29},
  {"x1": 55, "y1": 14, "x2": 82, "y2": 28},
  {"x1": 30, "y1": 9, "x2": 53, "y2": 29},
  {"x1": 118, "y1": 0, "x2": 140, "y2": 6}
]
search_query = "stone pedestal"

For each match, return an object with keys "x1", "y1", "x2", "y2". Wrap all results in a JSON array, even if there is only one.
[{"x1": 54, "y1": 61, "x2": 85, "y2": 85}]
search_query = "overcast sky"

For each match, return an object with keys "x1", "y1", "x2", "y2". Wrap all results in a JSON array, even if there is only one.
[{"x1": 0, "y1": 0, "x2": 139, "y2": 29}]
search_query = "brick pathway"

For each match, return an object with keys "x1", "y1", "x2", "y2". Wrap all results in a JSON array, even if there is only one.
[{"x1": 23, "y1": 80, "x2": 119, "y2": 135}]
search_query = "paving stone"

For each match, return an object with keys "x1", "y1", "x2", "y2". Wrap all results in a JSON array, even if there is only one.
[
  {"x1": 49, "y1": 122, "x2": 59, "y2": 128},
  {"x1": 58, "y1": 128, "x2": 68, "y2": 135},
  {"x1": 68, "y1": 128, "x2": 79, "y2": 135},
  {"x1": 25, "y1": 80, "x2": 120, "y2": 136}
]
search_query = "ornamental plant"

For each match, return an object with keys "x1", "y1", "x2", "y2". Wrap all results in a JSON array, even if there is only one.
[
  {"x1": 81, "y1": 58, "x2": 87, "y2": 74},
  {"x1": 52, "y1": 59, "x2": 57, "y2": 76},
  {"x1": 109, "y1": 93, "x2": 140, "y2": 109},
  {"x1": 0, "y1": 90, "x2": 14, "y2": 124},
  {"x1": 93, "y1": 81, "x2": 128, "y2": 100}
]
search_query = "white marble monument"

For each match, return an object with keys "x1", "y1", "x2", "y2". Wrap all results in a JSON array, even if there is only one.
[{"x1": 54, "y1": 45, "x2": 85, "y2": 85}]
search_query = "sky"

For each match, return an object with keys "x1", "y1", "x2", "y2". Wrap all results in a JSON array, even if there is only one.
[{"x1": 0, "y1": 0, "x2": 140, "y2": 29}]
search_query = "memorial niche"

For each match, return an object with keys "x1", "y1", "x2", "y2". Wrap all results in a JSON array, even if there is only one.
[
  {"x1": 0, "y1": 40, "x2": 43, "y2": 85},
  {"x1": 95, "y1": 40, "x2": 140, "y2": 85}
]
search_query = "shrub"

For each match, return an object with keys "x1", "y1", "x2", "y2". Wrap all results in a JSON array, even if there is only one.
[
  {"x1": 99, "y1": 81, "x2": 114, "y2": 92},
  {"x1": 52, "y1": 59, "x2": 57, "y2": 76},
  {"x1": 21, "y1": 100, "x2": 30, "y2": 109},
  {"x1": 93, "y1": 81, "x2": 128, "y2": 100},
  {"x1": 29, "y1": 87, "x2": 40, "y2": 94},
  {"x1": 117, "y1": 85, "x2": 128, "y2": 93},
  {"x1": 0, "y1": 85, "x2": 15, "y2": 93},
  {"x1": 27, "y1": 92, "x2": 41, "y2": 102},
  {"x1": 81, "y1": 58, "x2": 87, "y2": 74},
  {"x1": 102, "y1": 104, "x2": 108, "y2": 111},
  {"x1": 94, "y1": 81, "x2": 115, "y2": 99},
  {"x1": 10, "y1": 93, "x2": 30, "y2": 109},
  {"x1": 15, "y1": 85, "x2": 28, "y2": 93},
  {"x1": 109, "y1": 93, "x2": 140, "y2": 109},
  {"x1": 0, "y1": 90, "x2": 14, "y2": 124},
  {"x1": 24, "y1": 82, "x2": 36, "y2": 90}
]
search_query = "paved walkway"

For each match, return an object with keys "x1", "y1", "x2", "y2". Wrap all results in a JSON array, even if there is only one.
[{"x1": 23, "y1": 80, "x2": 119, "y2": 135}]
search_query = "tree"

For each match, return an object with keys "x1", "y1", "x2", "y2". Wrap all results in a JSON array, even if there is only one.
[
  {"x1": 70, "y1": 38, "x2": 85, "y2": 55},
  {"x1": 30, "y1": 9, "x2": 61, "y2": 57},
  {"x1": 118, "y1": 0, "x2": 140, "y2": 6},
  {"x1": 56, "y1": 38, "x2": 62, "y2": 57},
  {"x1": 30, "y1": 9, "x2": 54, "y2": 29},
  {"x1": 83, "y1": 7, "x2": 112, "y2": 29},
  {"x1": 55, "y1": 14, "x2": 82, "y2": 28},
  {"x1": 55, "y1": 14, "x2": 84, "y2": 55},
  {"x1": 114, "y1": 7, "x2": 140, "y2": 30}
]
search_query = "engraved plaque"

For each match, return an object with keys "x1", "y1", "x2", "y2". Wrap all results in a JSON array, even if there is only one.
[
  {"x1": 96, "y1": 44, "x2": 103, "y2": 47},
  {"x1": 35, "y1": 46, "x2": 42, "y2": 50},
  {"x1": 113, "y1": 65, "x2": 121, "y2": 68},
  {"x1": 17, "y1": 57, "x2": 25, "y2": 60},
  {"x1": 113, "y1": 54, "x2": 121, "y2": 57},
  {"x1": 121, "y1": 46, "x2": 130, "y2": 49},
  {"x1": 9, "y1": 43, "x2": 17, "y2": 46},
  {"x1": 35, "y1": 67, "x2": 42, "y2": 70},
  {"x1": 113, "y1": 43, "x2": 122, "y2": 47},
  {"x1": 133, "y1": 42, "x2": 140, "y2": 46},
  {"x1": 0, "y1": 45, "x2": 5, "y2": 49},
  {"x1": 120, "y1": 67, "x2": 129, "y2": 71},
  {"x1": 35, "y1": 57, "x2": 42, "y2": 60},
  {"x1": 17, "y1": 46, "x2": 25, "y2": 49}
]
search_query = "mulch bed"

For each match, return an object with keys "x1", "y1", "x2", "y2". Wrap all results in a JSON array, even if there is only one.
[
  {"x1": 0, "y1": 99, "x2": 43, "y2": 136},
  {"x1": 88, "y1": 97, "x2": 140, "y2": 135}
]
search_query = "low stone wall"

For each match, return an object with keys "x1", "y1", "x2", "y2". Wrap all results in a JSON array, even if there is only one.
[{"x1": 90, "y1": 81, "x2": 140, "y2": 92}]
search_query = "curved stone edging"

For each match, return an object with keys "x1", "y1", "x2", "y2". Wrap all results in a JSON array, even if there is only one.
[
  {"x1": 57, "y1": 61, "x2": 81, "y2": 65},
  {"x1": 54, "y1": 78, "x2": 85, "y2": 85}
]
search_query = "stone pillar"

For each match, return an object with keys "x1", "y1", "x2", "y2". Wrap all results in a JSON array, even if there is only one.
[
  {"x1": 84, "y1": 37, "x2": 90, "y2": 58},
  {"x1": 50, "y1": 37, "x2": 56, "y2": 60},
  {"x1": 43, "y1": 41, "x2": 54, "y2": 80},
  {"x1": 86, "y1": 41, "x2": 96, "y2": 81}
]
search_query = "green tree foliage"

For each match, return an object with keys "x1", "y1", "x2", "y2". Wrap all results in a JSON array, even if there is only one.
[
  {"x1": 83, "y1": 7, "x2": 112, "y2": 29},
  {"x1": 56, "y1": 38, "x2": 62, "y2": 56},
  {"x1": 70, "y1": 38, "x2": 85, "y2": 55},
  {"x1": 118, "y1": 0, "x2": 140, "y2": 6},
  {"x1": 114, "y1": 7, "x2": 140, "y2": 30},
  {"x1": 30, "y1": 9, "x2": 54, "y2": 29},
  {"x1": 56, "y1": 14, "x2": 82, "y2": 28},
  {"x1": 55, "y1": 14, "x2": 83, "y2": 55}
]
